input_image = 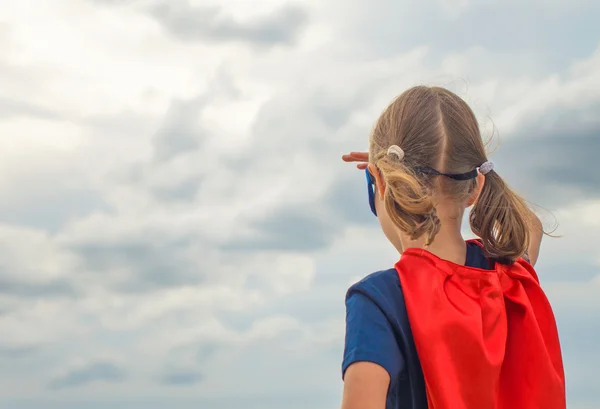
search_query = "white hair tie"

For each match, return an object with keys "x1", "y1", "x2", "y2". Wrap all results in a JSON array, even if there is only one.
[
  {"x1": 387, "y1": 145, "x2": 405, "y2": 161},
  {"x1": 479, "y1": 161, "x2": 494, "y2": 175}
]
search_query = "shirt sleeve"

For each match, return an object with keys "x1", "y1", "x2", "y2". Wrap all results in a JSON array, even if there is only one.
[{"x1": 342, "y1": 289, "x2": 405, "y2": 384}]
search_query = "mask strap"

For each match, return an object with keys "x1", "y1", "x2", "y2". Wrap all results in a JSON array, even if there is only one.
[{"x1": 416, "y1": 162, "x2": 493, "y2": 181}]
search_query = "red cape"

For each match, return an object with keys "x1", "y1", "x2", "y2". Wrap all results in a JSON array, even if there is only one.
[{"x1": 396, "y1": 241, "x2": 565, "y2": 409}]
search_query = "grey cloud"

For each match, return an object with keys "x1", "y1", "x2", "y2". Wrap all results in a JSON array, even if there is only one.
[
  {"x1": 216, "y1": 82, "x2": 377, "y2": 254},
  {"x1": 549, "y1": 301, "x2": 600, "y2": 407},
  {"x1": 116, "y1": 161, "x2": 203, "y2": 203},
  {"x1": 342, "y1": 0, "x2": 600, "y2": 74},
  {"x1": 152, "y1": 98, "x2": 207, "y2": 162},
  {"x1": 150, "y1": 68, "x2": 239, "y2": 162},
  {"x1": 0, "y1": 187, "x2": 112, "y2": 234},
  {"x1": 151, "y1": 175, "x2": 203, "y2": 203},
  {"x1": 0, "y1": 346, "x2": 37, "y2": 359},
  {"x1": 499, "y1": 133, "x2": 600, "y2": 199},
  {"x1": 215, "y1": 92, "x2": 375, "y2": 253},
  {"x1": 494, "y1": 104, "x2": 600, "y2": 207},
  {"x1": 119, "y1": 69, "x2": 239, "y2": 193},
  {"x1": 70, "y1": 235, "x2": 206, "y2": 292},
  {"x1": 223, "y1": 206, "x2": 337, "y2": 253},
  {"x1": 196, "y1": 342, "x2": 219, "y2": 362},
  {"x1": 220, "y1": 172, "x2": 377, "y2": 254},
  {"x1": 245, "y1": 88, "x2": 372, "y2": 158},
  {"x1": 48, "y1": 362, "x2": 126, "y2": 390},
  {"x1": 160, "y1": 370, "x2": 203, "y2": 386},
  {"x1": 0, "y1": 277, "x2": 75, "y2": 298},
  {"x1": 218, "y1": 282, "x2": 345, "y2": 333},
  {"x1": 324, "y1": 172, "x2": 373, "y2": 226},
  {"x1": 89, "y1": 0, "x2": 309, "y2": 47},
  {"x1": 536, "y1": 259, "x2": 599, "y2": 284},
  {"x1": 148, "y1": 2, "x2": 309, "y2": 47},
  {"x1": 167, "y1": 339, "x2": 221, "y2": 361},
  {"x1": 220, "y1": 89, "x2": 375, "y2": 253}
]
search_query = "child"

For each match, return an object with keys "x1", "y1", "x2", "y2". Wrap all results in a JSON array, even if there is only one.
[{"x1": 339, "y1": 86, "x2": 565, "y2": 409}]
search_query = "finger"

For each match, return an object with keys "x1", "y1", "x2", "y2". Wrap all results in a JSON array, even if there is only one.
[
  {"x1": 341, "y1": 152, "x2": 369, "y2": 162},
  {"x1": 341, "y1": 154, "x2": 360, "y2": 162},
  {"x1": 348, "y1": 152, "x2": 369, "y2": 160},
  {"x1": 356, "y1": 163, "x2": 368, "y2": 170}
]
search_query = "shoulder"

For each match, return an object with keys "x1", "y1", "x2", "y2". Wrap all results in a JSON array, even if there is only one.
[
  {"x1": 346, "y1": 268, "x2": 401, "y2": 302},
  {"x1": 343, "y1": 268, "x2": 409, "y2": 382},
  {"x1": 345, "y1": 268, "x2": 407, "y2": 321}
]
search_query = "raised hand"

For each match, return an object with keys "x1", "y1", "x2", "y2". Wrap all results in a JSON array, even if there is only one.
[{"x1": 341, "y1": 151, "x2": 369, "y2": 170}]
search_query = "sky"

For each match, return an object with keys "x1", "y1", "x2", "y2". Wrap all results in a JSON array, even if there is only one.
[{"x1": 0, "y1": 0, "x2": 599, "y2": 408}]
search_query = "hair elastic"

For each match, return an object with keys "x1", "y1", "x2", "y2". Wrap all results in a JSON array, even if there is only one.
[
  {"x1": 478, "y1": 161, "x2": 494, "y2": 175},
  {"x1": 387, "y1": 145, "x2": 405, "y2": 161}
]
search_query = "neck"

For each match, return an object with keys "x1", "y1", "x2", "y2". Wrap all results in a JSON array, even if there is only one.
[{"x1": 399, "y1": 215, "x2": 467, "y2": 265}]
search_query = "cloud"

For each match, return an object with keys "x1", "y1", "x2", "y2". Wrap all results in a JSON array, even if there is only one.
[
  {"x1": 147, "y1": 2, "x2": 309, "y2": 47},
  {"x1": 66, "y1": 229, "x2": 207, "y2": 292},
  {"x1": 48, "y1": 362, "x2": 127, "y2": 390},
  {"x1": 486, "y1": 48, "x2": 600, "y2": 207},
  {"x1": 160, "y1": 369, "x2": 203, "y2": 386},
  {"x1": 0, "y1": 185, "x2": 111, "y2": 233},
  {"x1": 223, "y1": 205, "x2": 337, "y2": 252},
  {"x1": 150, "y1": 175, "x2": 203, "y2": 202},
  {"x1": 333, "y1": 0, "x2": 600, "y2": 72},
  {"x1": 545, "y1": 274, "x2": 600, "y2": 409},
  {"x1": 0, "y1": 345, "x2": 37, "y2": 359},
  {"x1": 0, "y1": 278, "x2": 75, "y2": 298},
  {"x1": 0, "y1": 225, "x2": 80, "y2": 301},
  {"x1": 0, "y1": 96, "x2": 61, "y2": 120},
  {"x1": 151, "y1": 98, "x2": 207, "y2": 162},
  {"x1": 496, "y1": 119, "x2": 600, "y2": 206}
]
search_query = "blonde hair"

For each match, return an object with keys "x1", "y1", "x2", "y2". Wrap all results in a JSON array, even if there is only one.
[{"x1": 370, "y1": 86, "x2": 536, "y2": 264}]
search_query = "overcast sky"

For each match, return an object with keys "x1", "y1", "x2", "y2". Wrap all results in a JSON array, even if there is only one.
[{"x1": 0, "y1": 1, "x2": 599, "y2": 408}]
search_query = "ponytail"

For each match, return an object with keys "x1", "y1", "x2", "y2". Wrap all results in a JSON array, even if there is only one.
[
  {"x1": 378, "y1": 157, "x2": 441, "y2": 246},
  {"x1": 469, "y1": 170, "x2": 535, "y2": 264}
]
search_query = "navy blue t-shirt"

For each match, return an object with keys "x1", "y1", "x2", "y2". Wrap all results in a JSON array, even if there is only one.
[{"x1": 342, "y1": 242, "x2": 493, "y2": 409}]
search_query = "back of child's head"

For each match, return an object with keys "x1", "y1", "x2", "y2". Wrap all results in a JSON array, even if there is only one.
[{"x1": 370, "y1": 85, "x2": 535, "y2": 264}]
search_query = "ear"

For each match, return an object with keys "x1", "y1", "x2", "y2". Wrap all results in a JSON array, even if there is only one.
[
  {"x1": 467, "y1": 172, "x2": 486, "y2": 207},
  {"x1": 367, "y1": 164, "x2": 386, "y2": 200}
]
